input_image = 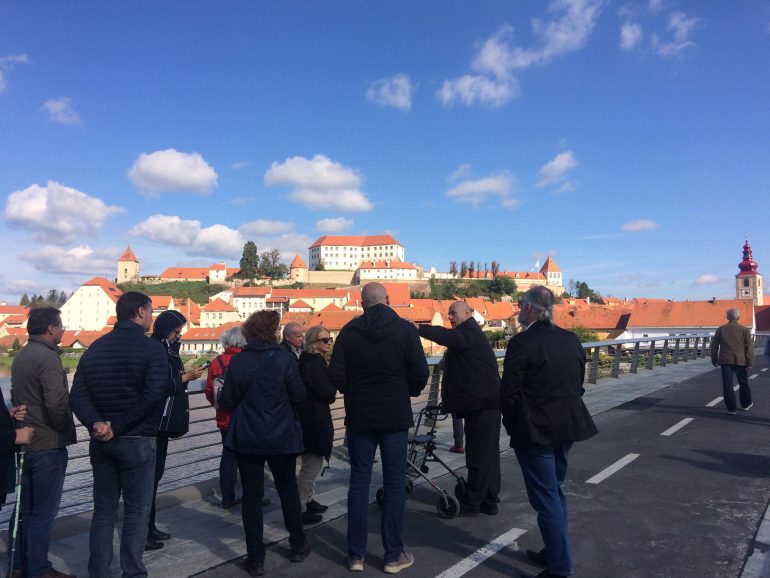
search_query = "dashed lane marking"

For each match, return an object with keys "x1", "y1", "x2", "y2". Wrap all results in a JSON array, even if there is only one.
[
  {"x1": 586, "y1": 453, "x2": 640, "y2": 485},
  {"x1": 661, "y1": 418, "x2": 693, "y2": 436},
  {"x1": 750, "y1": 374, "x2": 758, "y2": 380},
  {"x1": 761, "y1": 368, "x2": 768, "y2": 372},
  {"x1": 434, "y1": 527, "x2": 527, "y2": 578},
  {"x1": 706, "y1": 397, "x2": 723, "y2": 407}
]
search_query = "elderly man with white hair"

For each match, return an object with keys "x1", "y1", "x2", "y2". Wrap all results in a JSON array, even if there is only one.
[{"x1": 710, "y1": 307, "x2": 754, "y2": 415}]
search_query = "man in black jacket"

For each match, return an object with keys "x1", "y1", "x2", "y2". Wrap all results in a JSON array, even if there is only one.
[
  {"x1": 501, "y1": 286, "x2": 597, "y2": 578},
  {"x1": 330, "y1": 282, "x2": 428, "y2": 574},
  {"x1": 416, "y1": 301, "x2": 501, "y2": 516},
  {"x1": 70, "y1": 292, "x2": 169, "y2": 578}
]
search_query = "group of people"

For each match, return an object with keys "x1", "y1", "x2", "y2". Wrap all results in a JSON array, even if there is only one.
[{"x1": 1, "y1": 282, "x2": 604, "y2": 578}]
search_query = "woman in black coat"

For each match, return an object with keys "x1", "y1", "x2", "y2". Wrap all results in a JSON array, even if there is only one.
[
  {"x1": 219, "y1": 310, "x2": 310, "y2": 576},
  {"x1": 296, "y1": 325, "x2": 336, "y2": 523}
]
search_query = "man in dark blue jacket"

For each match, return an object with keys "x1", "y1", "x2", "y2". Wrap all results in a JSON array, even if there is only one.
[
  {"x1": 330, "y1": 282, "x2": 428, "y2": 574},
  {"x1": 417, "y1": 301, "x2": 501, "y2": 516},
  {"x1": 70, "y1": 292, "x2": 169, "y2": 578}
]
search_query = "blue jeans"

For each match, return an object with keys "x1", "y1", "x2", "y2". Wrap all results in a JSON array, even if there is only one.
[
  {"x1": 8, "y1": 447, "x2": 68, "y2": 578},
  {"x1": 347, "y1": 428, "x2": 408, "y2": 563},
  {"x1": 219, "y1": 429, "x2": 238, "y2": 504},
  {"x1": 89, "y1": 437, "x2": 156, "y2": 578},
  {"x1": 515, "y1": 444, "x2": 573, "y2": 577},
  {"x1": 720, "y1": 364, "x2": 752, "y2": 412}
]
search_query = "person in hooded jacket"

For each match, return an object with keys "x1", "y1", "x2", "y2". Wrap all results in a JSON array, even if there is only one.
[
  {"x1": 146, "y1": 310, "x2": 202, "y2": 550},
  {"x1": 296, "y1": 325, "x2": 336, "y2": 524},
  {"x1": 219, "y1": 310, "x2": 310, "y2": 576},
  {"x1": 329, "y1": 282, "x2": 429, "y2": 574}
]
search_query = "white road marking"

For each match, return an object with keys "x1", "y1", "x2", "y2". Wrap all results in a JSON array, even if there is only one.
[
  {"x1": 706, "y1": 397, "x2": 723, "y2": 407},
  {"x1": 435, "y1": 527, "x2": 527, "y2": 578},
  {"x1": 661, "y1": 418, "x2": 694, "y2": 436},
  {"x1": 761, "y1": 368, "x2": 768, "y2": 372},
  {"x1": 586, "y1": 453, "x2": 640, "y2": 485},
  {"x1": 750, "y1": 374, "x2": 758, "y2": 380}
]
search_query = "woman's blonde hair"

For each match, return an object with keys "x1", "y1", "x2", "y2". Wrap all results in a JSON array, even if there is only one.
[{"x1": 303, "y1": 325, "x2": 329, "y2": 353}]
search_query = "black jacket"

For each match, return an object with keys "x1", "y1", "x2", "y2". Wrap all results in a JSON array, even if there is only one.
[
  {"x1": 0, "y1": 390, "x2": 16, "y2": 507},
  {"x1": 70, "y1": 320, "x2": 170, "y2": 437},
  {"x1": 329, "y1": 304, "x2": 429, "y2": 430},
  {"x1": 152, "y1": 310, "x2": 190, "y2": 438},
  {"x1": 220, "y1": 341, "x2": 306, "y2": 456},
  {"x1": 418, "y1": 318, "x2": 500, "y2": 416},
  {"x1": 298, "y1": 352, "x2": 336, "y2": 458},
  {"x1": 500, "y1": 320, "x2": 597, "y2": 447}
]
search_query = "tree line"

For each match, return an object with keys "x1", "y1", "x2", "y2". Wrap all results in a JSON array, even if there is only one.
[{"x1": 20, "y1": 290, "x2": 70, "y2": 308}]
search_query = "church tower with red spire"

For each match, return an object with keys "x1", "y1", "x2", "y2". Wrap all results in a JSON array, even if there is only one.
[
  {"x1": 735, "y1": 238, "x2": 763, "y2": 306},
  {"x1": 117, "y1": 246, "x2": 140, "y2": 284}
]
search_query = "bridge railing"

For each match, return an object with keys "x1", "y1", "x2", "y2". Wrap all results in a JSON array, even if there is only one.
[{"x1": 8, "y1": 330, "x2": 770, "y2": 524}]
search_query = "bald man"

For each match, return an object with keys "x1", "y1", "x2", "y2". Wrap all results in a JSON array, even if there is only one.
[
  {"x1": 330, "y1": 282, "x2": 429, "y2": 573},
  {"x1": 416, "y1": 301, "x2": 501, "y2": 516}
]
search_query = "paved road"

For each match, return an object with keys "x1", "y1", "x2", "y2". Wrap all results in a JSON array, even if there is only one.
[{"x1": 191, "y1": 356, "x2": 770, "y2": 578}]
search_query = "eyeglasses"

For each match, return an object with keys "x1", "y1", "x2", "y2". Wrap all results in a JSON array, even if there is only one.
[{"x1": 316, "y1": 337, "x2": 333, "y2": 344}]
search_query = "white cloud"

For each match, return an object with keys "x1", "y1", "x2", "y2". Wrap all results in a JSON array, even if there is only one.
[
  {"x1": 264, "y1": 154, "x2": 373, "y2": 211},
  {"x1": 0, "y1": 54, "x2": 29, "y2": 94},
  {"x1": 446, "y1": 172, "x2": 519, "y2": 208},
  {"x1": 652, "y1": 11, "x2": 698, "y2": 58},
  {"x1": 448, "y1": 164, "x2": 473, "y2": 182},
  {"x1": 509, "y1": 0, "x2": 606, "y2": 69},
  {"x1": 41, "y1": 97, "x2": 81, "y2": 125},
  {"x1": 231, "y1": 161, "x2": 250, "y2": 169},
  {"x1": 257, "y1": 232, "x2": 314, "y2": 258},
  {"x1": 188, "y1": 224, "x2": 243, "y2": 258},
  {"x1": 620, "y1": 22, "x2": 643, "y2": 50},
  {"x1": 316, "y1": 217, "x2": 353, "y2": 233},
  {"x1": 536, "y1": 151, "x2": 578, "y2": 187},
  {"x1": 4, "y1": 181, "x2": 123, "y2": 243},
  {"x1": 128, "y1": 148, "x2": 218, "y2": 194},
  {"x1": 694, "y1": 274, "x2": 720, "y2": 286},
  {"x1": 622, "y1": 219, "x2": 659, "y2": 232},
  {"x1": 129, "y1": 215, "x2": 201, "y2": 245},
  {"x1": 23, "y1": 245, "x2": 118, "y2": 275},
  {"x1": 240, "y1": 219, "x2": 295, "y2": 236},
  {"x1": 437, "y1": 74, "x2": 519, "y2": 108},
  {"x1": 648, "y1": 0, "x2": 665, "y2": 13},
  {"x1": 366, "y1": 74, "x2": 413, "y2": 111}
]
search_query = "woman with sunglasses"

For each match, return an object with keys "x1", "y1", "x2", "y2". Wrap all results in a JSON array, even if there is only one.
[{"x1": 297, "y1": 326, "x2": 337, "y2": 524}]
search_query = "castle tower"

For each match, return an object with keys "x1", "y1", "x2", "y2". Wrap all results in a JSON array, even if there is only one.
[
  {"x1": 540, "y1": 257, "x2": 563, "y2": 290},
  {"x1": 290, "y1": 254, "x2": 309, "y2": 284},
  {"x1": 735, "y1": 238, "x2": 763, "y2": 306},
  {"x1": 117, "y1": 246, "x2": 139, "y2": 284}
]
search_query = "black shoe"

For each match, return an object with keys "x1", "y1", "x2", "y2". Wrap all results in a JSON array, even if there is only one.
[
  {"x1": 526, "y1": 548, "x2": 546, "y2": 566},
  {"x1": 302, "y1": 511, "x2": 323, "y2": 524},
  {"x1": 244, "y1": 557, "x2": 265, "y2": 576},
  {"x1": 144, "y1": 538, "x2": 164, "y2": 551},
  {"x1": 148, "y1": 527, "x2": 171, "y2": 541},
  {"x1": 222, "y1": 497, "x2": 243, "y2": 509},
  {"x1": 290, "y1": 542, "x2": 311, "y2": 562},
  {"x1": 479, "y1": 503, "x2": 498, "y2": 515},
  {"x1": 457, "y1": 507, "x2": 479, "y2": 517},
  {"x1": 306, "y1": 499, "x2": 328, "y2": 513}
]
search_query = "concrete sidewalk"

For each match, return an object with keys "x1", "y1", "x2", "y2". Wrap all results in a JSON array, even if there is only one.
[{"x1": 6, "y1": 356, "x2": 726, "y2": 577}]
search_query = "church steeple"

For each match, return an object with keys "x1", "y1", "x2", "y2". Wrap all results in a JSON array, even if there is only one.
[
  {"x1": 117, "y1": 246, "x2": 140, "y2": 284},
  {"x1": 735, "y1": 238, "x2": 763, "y2": 306}
]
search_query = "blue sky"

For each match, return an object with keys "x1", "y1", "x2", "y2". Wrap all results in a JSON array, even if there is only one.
[{"x1": 1, "y1": 0, "x2": 769, "y2": 303}]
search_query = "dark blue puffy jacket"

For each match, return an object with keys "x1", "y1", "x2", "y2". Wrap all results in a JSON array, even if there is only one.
[
  {"x1": 70, "y1": 320, "x2": 170, "y2": 437},
  {"x1": 219, "y1": 340, "x2": 306, "y2": 456}
]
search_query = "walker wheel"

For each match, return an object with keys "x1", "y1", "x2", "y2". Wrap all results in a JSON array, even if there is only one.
[
  {"x1": 376, "y1": 487, "x2": 384, "y2": 507},
  {"x1": 437, "y1": 494, "x2": 460, "y2": 519},
  {"x1": 405, "y1": 478, "x2": 414, "y2": 495}
]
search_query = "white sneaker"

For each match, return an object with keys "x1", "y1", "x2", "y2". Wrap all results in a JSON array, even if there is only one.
[
  {"x1": 347, "y1": 557, "x2": 364, "y2": 572},
  {"x1": 384, "y1": 551, "x2": 414, "y2": 574},
  {"x1": 742, "y1": 403, "x2": 754, "y2": 411}
]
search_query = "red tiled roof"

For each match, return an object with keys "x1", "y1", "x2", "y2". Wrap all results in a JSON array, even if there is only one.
[
  {"x1": 290, "y1": 299, "x2": 312, "y2": 309},
  {"x1": 83, "y1": 277, "x2": 122, "y2": 303},
  {"x1": 159, "y1": 267, "x2": 209, "y2": 280},
  {"x1": 119, "y1": 246, "x2": 139, "y2": 262},
  {"x1": 321, "y1": 303, "x2": 343, "y2": 312},
  {"x1": 381, "y1": 283, "x2": 411, "y2": 307},
  {"x1": 233, "y1": 286, "x2": 272, "y2": 297},
  {"x1": 150, "y1": 295, "x2": 173, "y2": 309},
  {"x1": 183, "y1": 322, "x2": 240, "y2": 341},
  {"x1": 484, "y1": 301, "x2": 516, "y2": 321},
  {"x1": 266, "y1": 296, "x2": 288, "y2": 303},
  {"x1": 309, "y1": 235, "x2": 403, "y2": 249},
  {"x1": 627, "y1": 300, "x2": 754, "y2": 328},
  {"x1": 498, "y1": 271, "x2": 546, "y2": 280},
  {"x1": 552, "y1": 304, "x2": 631, "y2": 330},
  {"x1": 61, "y1": 330, "x2": 106, "y2": 347},
  {"x1": 290, "y1": 255, "x2": 308, "y2": 269},
  {"x1": 755, "y1": 305, "x2": 770, "y2": 332},
  {"x1": 209, "y1": 263, "x2": 227, "y2": 270},
  {"x1": 2, "y1": 314, "x2": 27, "y2": 326},
  {"x1": 202, "y1": 298, "x2": 237, "y2": 312},
  {"x1": 359, "y1": 261, "x2": 415, "y2": 270},
  {"x1": 0, "y1": 305, "x2": 29, "y2": 315},
  {"x1": 539, "y1": 257, "x2": 561, "y2": 273}
]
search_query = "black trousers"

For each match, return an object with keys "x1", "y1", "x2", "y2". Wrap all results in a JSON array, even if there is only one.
[
  {"x1": 148, "y1": 433, "x2": 169, "y2": 532},
  {"x1": 236, "y1": 452, "x2": 305, "y2": 561},
  {"x1": 459, "y1": 407, "x2": 501, "y2": 510}
]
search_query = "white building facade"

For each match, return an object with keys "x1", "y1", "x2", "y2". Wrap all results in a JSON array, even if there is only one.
[{"x1": 308, "y1": 235, "x2": 405, "y2": 271}]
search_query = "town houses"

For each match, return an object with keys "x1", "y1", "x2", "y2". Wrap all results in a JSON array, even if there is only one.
[{"x1": 1, "y1": 237, "x2": 768, "y2": 355}]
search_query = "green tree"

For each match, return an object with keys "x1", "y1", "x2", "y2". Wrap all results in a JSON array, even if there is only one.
[
  {"x1": 238, "y1": 241, "x2": 260, "y2": 279},
  {"x1": 459, "y1": 260, "x2": 468, "y2": 278},
  {"x1": 259, "y1": 249, "x2": 289, "y2": 279},
  {"x1": 571, "y1": 325, "x2": 599, "y2": 343},
  {"x1": 19, "y1": 293, "x2": 29, "y2": 306},
  {"x1": 567, "y1": 279, "x2": 601, "y2": 301},
  {"x1": 314, "y1": 261, "x2": 325, "y2": 271},
  {"x1": 11, "y1": 338, "x2": 20, "y2": 351},
  {"x1": 449, "y1": 261, "x2": 458, "y2": 278}
]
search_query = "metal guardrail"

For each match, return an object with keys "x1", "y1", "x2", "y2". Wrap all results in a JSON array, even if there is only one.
[{"x1": 5, "y1": 330, "x2": 768, "y2": 524}]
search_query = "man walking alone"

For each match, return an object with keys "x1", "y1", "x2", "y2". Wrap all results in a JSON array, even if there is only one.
[{"x1": 710, "y1": 307, "x2": 754, "y2": 414}]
